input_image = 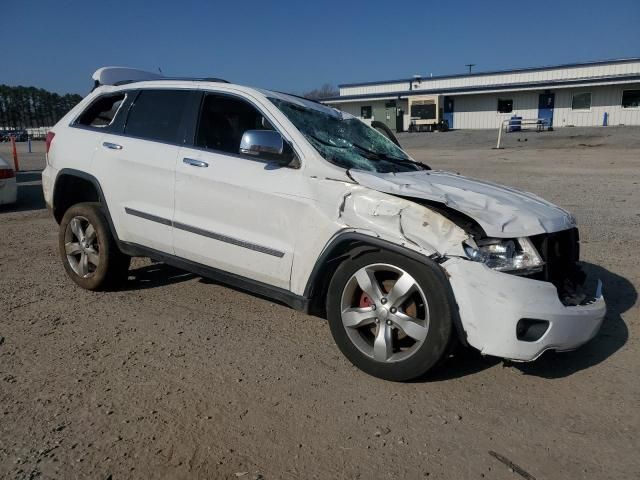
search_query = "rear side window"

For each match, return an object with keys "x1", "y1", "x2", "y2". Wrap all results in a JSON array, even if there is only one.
[
  {"x1": 124, "y1": 90, "x2": 189, "y2": 143},
  {"x1": 76, "y1": 94, "x2": 125, "y2": 127}
]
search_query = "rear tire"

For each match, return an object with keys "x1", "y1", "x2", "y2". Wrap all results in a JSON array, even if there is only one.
[
  {"x1": 58, "y1": 202, "x2": 130, "y2": 291},
  {"x1": 327, "y1": 250, "x2": 453, "y2": 381}
]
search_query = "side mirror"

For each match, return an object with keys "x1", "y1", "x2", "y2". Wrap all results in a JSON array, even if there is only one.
[{"x1": 239, "y1": 130, "x2": 297, "y2": 167}]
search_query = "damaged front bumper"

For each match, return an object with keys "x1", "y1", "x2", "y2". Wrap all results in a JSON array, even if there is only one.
[{"x1": 443, "y1": 258, "x2": 605, "y2": 361}]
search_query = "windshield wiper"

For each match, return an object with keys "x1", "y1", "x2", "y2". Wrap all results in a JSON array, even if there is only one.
[{"x1": 351, "y1": 143, "x2": 428, "y2": 170}]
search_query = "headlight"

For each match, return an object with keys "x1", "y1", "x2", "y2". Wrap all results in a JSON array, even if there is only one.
[{"x1": 463, "y1": 237, "x2": 544, "y2": 274}]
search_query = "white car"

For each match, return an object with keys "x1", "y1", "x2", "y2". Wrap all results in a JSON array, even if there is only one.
[
  {"x1": 0, "y1": 156, "x2": 17, "y2": 205},
  {"x1": 41, "y1": 67, "x2": 605, "y2": 381}
]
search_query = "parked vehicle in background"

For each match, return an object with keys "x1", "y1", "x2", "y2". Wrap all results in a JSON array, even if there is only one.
[
  {"x1": 12, "y1": 129, "x2": 29, "y2": 142},
  {"x1": 41, "y1": 67, "x2": 606, "y2": 381},
  {"x1": 0, "y1": 156, "x2": 17, "y2": 205},
  {"x1": 0, "y1": 130, "x2": 29, "y2": 142}
]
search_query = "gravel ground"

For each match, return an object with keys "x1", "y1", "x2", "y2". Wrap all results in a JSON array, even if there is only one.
[{"x1": 1, "y1": 128, "x2": 639, "y2": 480}]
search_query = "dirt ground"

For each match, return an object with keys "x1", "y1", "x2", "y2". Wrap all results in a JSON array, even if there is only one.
[{"x1": 1, "y1": 127, "x2": 639, "y2": 480}]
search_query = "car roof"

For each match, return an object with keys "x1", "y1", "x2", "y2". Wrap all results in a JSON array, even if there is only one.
[{"x1": 92, "y1": 67, "x2": 347, "y2": 119}]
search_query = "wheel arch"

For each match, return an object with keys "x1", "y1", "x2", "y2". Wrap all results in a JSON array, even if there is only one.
[
  {"x1": 52, "y1": 169, "x2": 120, "y2": 243},
  {"x1": 303, "y1": 231, "x2": 468, "y2": 346}
]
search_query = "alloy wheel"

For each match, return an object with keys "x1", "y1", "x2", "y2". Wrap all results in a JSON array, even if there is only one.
[
  {"x1": 340, "y1": 263, "x2": 430, "y2": 363},
  {"x1": 64, "y1": 216, "x2": 100, "y2": 278}
]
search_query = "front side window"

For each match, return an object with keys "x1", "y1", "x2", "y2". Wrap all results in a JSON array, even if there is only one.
[
  {"x1": 622, "y1": 89, "x2": 640, "y2": 108},
  {"x1": 124, "y1": 90, "x2": 189, "y2": 143},
  {"x1": 195, "y1": 93, "x2": 273, "y2": 154},
  {"x1": 572, "y1": 92, "x2": 591, "y2": 110},
  {"x1": 269, "y1": 96, "x2": 423, "y2": 173},
  {"x1": 497, "y1": 99, "x2": 513, "y2": 113},
  {"x1": 76, "y1": 93, "x2": 125, "y2": 127},
  {"x1": 361, "y1": 106, "x2": 372, "y2": 119}
]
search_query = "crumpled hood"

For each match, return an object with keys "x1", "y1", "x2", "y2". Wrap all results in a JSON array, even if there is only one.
[{"x1": 349, "y1": 169, "x2": 576, "y2": 238}]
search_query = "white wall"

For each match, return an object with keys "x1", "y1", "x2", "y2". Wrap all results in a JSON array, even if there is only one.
[
  {"x1": 451, "y1": 84, "x2": 640, "y2": 129},
  {"x1": 329, "y1": 83, "x2": 640, "y2": 130},
  {"x1": 452, "y1": 92, "x2": 539, "y2": 129},
  {"x1": 554, "y1": 84, "x2": 640, "y2": 127}
]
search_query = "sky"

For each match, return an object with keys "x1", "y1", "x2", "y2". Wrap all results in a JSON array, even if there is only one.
[{"x1": 1, "y1": 0, "x2": 639, "y2": 96}]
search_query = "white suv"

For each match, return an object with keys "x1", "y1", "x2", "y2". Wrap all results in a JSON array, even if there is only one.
[{"x1": 42, "y1": 67, "x2": 605, "y2": 381}]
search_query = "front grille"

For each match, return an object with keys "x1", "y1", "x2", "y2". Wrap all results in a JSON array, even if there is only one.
[{"x1": 527, "y1": 228, "x2": 584, "y2": 299}]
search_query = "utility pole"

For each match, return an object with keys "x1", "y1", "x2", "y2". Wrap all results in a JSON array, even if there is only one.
[{"x1": 465, "y1": 63, "x2": 476, "y2": 74}]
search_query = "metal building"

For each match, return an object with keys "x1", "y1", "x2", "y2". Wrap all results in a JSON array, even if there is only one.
[{"x1": 322, "y1": 58, "x2": 640, "y2": 131}]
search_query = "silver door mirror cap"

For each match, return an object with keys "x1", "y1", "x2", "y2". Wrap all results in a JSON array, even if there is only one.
[{"x1": 240, "y1": 130, "x2": 284, "y2": 157}]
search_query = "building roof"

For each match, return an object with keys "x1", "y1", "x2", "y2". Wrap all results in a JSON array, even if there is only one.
[
  {"x1": 322, "y1": 73, "x2": 640, "y2": 103},
  {"x1": 337, "y1": 57, "x2": 640, "y2": 89}
]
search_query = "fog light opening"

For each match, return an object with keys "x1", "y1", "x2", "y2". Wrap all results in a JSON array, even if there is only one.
[{"x1": 516, "y1": 319, "x2": 550, "y2": 342}]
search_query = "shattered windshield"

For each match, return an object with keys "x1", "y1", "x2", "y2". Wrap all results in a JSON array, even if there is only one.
[{"x1": 268, "y1": 97, "x2": 425, "y2": 173}]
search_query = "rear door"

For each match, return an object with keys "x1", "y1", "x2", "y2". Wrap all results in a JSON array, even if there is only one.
[
  {"x1": 92, "y1": 89, "x2": 193, "y2": 254},
  {"x1": 173, "y1": 90, "x2": 307, "y2": 289}
]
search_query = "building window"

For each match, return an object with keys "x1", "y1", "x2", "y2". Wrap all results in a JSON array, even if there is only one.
[
  {"x1": 622, "y1": 90, "x2": 640, "y2": 108},
  {"x1": 572, "y1": 92, "x2": 592, "y2": 110},
  {"x1": 497, "y1": 99, "x2": 513, "y2": 113},
  {"x1": 361, "y1": 106, "x2": 372, "y2": 119}
]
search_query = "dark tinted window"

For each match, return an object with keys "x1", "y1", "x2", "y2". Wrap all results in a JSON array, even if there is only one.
[
  {"x1": 360, "y1": 106, "x2": 372, "y2": 119},
  {"x1": 195, "y1": 93, "x2": 272, "y2": 153},
  {"x1": 622, "y1": 90, "x2": 640, "y2": 108},
  {"x1": 77, "y1": 94, "x2": 125, "y2": 127},
  {"x1": 411, "y1": 103, "x2": 436, "y2": 119},
  {"x1": 571, "y1": 92, "x2": 591, "y2": 110},
  {"x1": 497, "y1": 99, "x2": 513, "y2": 113},
  {"x1": 125, "y1": 90, "x2": 189, "y2": 143}
]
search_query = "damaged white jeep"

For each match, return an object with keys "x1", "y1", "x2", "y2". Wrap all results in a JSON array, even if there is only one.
[{"x1": 43, "y1": 67, "x2": 605, "y2": 381}]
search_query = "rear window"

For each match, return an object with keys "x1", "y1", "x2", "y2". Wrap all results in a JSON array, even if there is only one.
[
  {"x1": 124, "y1": 90, "x2": 189, "y2": 143},
  {"x1": 76, "y1": 94, "x2": 125, "y2": 127}
]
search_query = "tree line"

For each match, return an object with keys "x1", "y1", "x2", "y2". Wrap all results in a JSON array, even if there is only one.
[
  {"x1": 0, "y1": 84, "x2": 83, "y2": 130},
  {"x1": 0, "y1": 82, "x2": 338, "y2": 130},
  {"x1": 302, "y1": 84, "x2": 338, "y2": 100}
]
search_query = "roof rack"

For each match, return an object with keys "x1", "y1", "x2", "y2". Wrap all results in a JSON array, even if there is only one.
[{"x1": 92, "y1": 67, "x2": 229, "y2": 89}]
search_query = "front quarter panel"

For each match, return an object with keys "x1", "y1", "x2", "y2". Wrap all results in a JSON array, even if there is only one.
[{"x1": 289, "y1": 179, "x2": 470, "y2": 295}]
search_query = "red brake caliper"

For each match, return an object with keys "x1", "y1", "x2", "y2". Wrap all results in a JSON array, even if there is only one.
[{"x1": 359, "y1": 292, "x2": 372, "y2": 308}]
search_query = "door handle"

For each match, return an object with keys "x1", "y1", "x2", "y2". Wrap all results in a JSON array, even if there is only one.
[
  {"x1": 183, "y1": 158, "x2": 209, "y2": 168},
  {"x1": 102, "y1": 142, "x2": 123, "y2": 150}
]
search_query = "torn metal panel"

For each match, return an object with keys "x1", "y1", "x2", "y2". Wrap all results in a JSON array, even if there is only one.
[
  {"x1": 338, "y1": 188, "x2": 469, "y2": 256},
  {"x1": 349, "y1": 169, "x2": 577, "y2": 238}
]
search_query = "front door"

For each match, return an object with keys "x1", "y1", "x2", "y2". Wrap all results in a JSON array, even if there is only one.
[
  {"x1": 173, "y1": 91, "x2": 306, "y2": 290},
  {"x1": 396, "y1": 108, "x2": 404, "y2": 132},
  {"x1": 538, "y1": 92, "x2": 555, "y2": 129},
  {"x1": 384, "y1": 101, "x2": 396, "y2": 130},
  {"x1": 443, "y1": 96, "x2": 454, "y2": 129}
]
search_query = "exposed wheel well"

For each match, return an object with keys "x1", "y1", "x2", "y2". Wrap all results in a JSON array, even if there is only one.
[
  {"x1": 304, "y1": 233, "x2": 467, "y2": 346},
  {"x1": 306, "y1": 239, "x2": 379, "y2": 317},
  {"x1": 52, "y1": 174, "x2": 101, "y2": 224}
]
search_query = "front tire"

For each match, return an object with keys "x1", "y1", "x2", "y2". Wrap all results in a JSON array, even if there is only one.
[
  {"x1": 58, "y1": 202, "x2": 130, "y2": 291},
  {"x1": 327, "y1": 250, "x2": 453, "y2": 381}
]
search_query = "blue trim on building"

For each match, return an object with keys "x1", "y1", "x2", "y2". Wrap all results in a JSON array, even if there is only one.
[
  {"x1": 324, "y1": 73, "x2": 640, "y2": 103},
  {"x1": 337, "y1": 57, "x2": 640, "y2": 89}
]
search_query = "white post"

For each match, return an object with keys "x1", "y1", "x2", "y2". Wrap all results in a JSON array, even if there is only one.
[{"x1": 495, "y1": 119, "x2": 506, "y2": 149}]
